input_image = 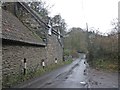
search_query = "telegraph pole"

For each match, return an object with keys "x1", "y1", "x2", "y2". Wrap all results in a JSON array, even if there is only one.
[
  {"x1": 86, "y1": 22, "x2": 89, "y2": 51},
  {"x1": 86, "y1": 23, "x2": 89, "y2": 62}
]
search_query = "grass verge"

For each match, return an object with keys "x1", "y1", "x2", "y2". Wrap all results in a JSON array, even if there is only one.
[
  {"x1": 3, "y1": 59, "x2": 73, "y2": 88},
  {"x1": 91, "y1": 58, "x2": 118, "y2": 72}
]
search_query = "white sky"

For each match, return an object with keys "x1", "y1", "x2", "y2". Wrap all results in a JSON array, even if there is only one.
[{"x1": 42, "y1": 0, "x2": 119, "y2": 33}]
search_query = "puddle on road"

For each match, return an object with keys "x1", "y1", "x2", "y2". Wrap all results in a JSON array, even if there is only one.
[
  {"x1": 64, "y1": 76, "x2": 68, "y2": 79},
  {"x1": 55, "y1": 62, "x2": 80, "y2": 80},
  {"x1": 43, "y1": 59, "x2": 88, "y2": 88},
  {"x1": 45, "y1": 82, "x2": 52, "y2": 85}
]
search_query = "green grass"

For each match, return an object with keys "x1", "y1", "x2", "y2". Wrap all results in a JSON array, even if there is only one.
[
  {"x1": 33, "y1": 59, "x2": 73, "y2": 78},
  {"x1": 92, "y1": 58, "x2": 118, "y2": 72},
  {"x1": 3, "y1": 59, "x2": 73, "y2": 88}
]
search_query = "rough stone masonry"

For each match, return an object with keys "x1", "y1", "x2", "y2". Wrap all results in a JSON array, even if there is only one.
[{"x1": 2, "y1": 2, "x2": 63, "y2": 87}]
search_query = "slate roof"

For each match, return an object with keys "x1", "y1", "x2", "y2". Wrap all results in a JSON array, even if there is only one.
[{"x1": 2, "y1": 9, "x2": 46, "y2": 46}]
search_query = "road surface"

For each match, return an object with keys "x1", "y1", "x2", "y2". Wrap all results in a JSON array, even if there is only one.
[
  {"x1": 15, "y1": 56, "x2": 90, "y2": 88},
  {"x1": 88, "y1": 68, "x2": 118, "y2": 88},
  {"x1": 15, "y1": 55, "x2": 118, "y2": 88}
]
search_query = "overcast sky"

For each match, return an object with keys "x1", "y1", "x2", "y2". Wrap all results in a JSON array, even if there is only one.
[{"x1": 42, "y1": 0, "x2": 119, "y2": 33}]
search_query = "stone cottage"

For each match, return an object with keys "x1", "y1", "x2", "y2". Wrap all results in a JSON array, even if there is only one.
[{"x1": 2, "y1": 2, "x2": 63, "y2": 87}]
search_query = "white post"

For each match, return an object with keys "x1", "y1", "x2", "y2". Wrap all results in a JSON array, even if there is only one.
[
  {"x1": 42, "y1": 59, "x2": 45, "y2": 69},
  {"x1": 55, "y1": 58, "x2": 57, "y2": 64},
  {"x1": 23, "y1": 58, "x2": 27, "y2": 75}
]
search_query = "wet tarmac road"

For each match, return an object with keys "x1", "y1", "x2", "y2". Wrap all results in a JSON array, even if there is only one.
[
  {"x1": 16, "y1": 56, "x2": 90, "y2": 88},
  {"x1": 42, "y1": 58, "x2": 89, "y2": 88}
]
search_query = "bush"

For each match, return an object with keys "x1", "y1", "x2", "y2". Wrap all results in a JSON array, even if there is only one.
[
  {"x1": 71, "y1": 50, "x2": 79, "y2": 58},
  {"x1": 63, "y1": 49, "x2": 71, "y2": 56},
  {"x1": 92, "y1": 58, "x2": 118, "y2": 71}
]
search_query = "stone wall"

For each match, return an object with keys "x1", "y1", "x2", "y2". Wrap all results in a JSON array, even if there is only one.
[
  {"x1": 46, "y1": 34, "x2": 63, "y2": 65},
  {"x1": 2, "y1": 35, "x2": 63, "y2": 76},
  {"x1": 2, "y1": 41, "x2": 46, "y2": 76},
  {"x1": 2, "y1": 2, "x2": 64, "y2": 87}
]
